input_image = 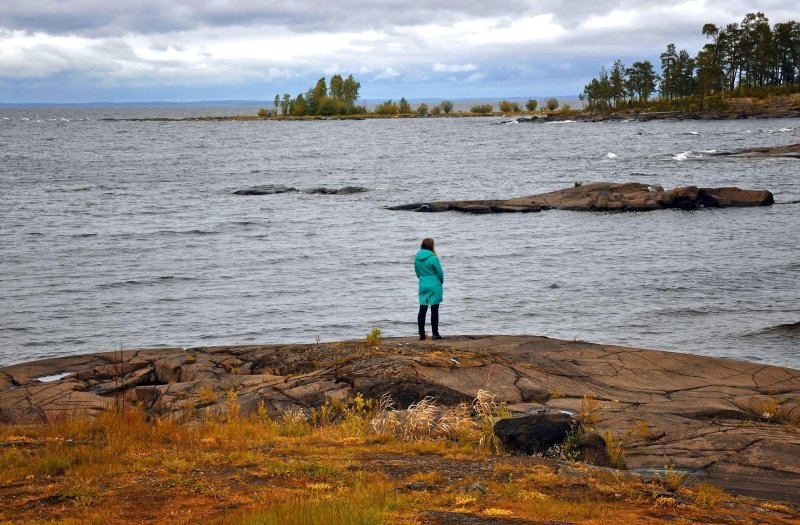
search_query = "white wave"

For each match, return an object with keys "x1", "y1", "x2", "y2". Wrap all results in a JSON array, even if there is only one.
[
  {"x1": 672, "y1": 150, "x2": 706, "y2": 161},
  {"x1": 545, "y1": 120, "x2": 577, "y2": 124},
  {"x1": 606, "y1": 152, "x2": 618, "y2": 159},
  {"x1": 761, "y1": 127, "x2": 796, "y2": 134},
  {"x1": 685, "y1": 131, "x2": 700, "y2": 135}
]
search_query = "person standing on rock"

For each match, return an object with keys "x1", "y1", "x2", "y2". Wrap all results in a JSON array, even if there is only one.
[{"x1": 415, "y1": 238, "x2": 444, "y2": 340}]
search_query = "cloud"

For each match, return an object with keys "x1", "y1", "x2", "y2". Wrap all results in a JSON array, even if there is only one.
[
  {"x1": 433, "y1": 63, "x2": 477, "y2": 73},
  {"x1": 1, "y1": 0, "x2": 799, "y2": 101}
]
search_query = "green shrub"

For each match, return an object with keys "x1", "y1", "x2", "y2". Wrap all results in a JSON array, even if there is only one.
[
  {"x1": 545, "y1": 97, "x2": 559, "y2": 111},
  {"x1": 366, "y1": 327, "x2": 382, "y2": 346},
  {"x1": 470, "y1": 104, "x2": 493, "y2": 114},
  {"x1": 525, "y1": 99, "x2": 538, "y2": 111},
  {"x1": 440, "y1": 100, "x2": 454, "y2": 114}
]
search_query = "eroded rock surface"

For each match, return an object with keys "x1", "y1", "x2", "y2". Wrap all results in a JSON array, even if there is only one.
[
  {"x1": 2, "y1": 335, "x2": 799, "y2": 503},
  {"x1": 388, "y1": 182, "x2": 774, "y2": 213}
]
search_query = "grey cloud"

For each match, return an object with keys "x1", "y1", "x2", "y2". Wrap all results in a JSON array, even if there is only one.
[{"x1": 1, "y1": 0, "x2": 532, "y2": 35}]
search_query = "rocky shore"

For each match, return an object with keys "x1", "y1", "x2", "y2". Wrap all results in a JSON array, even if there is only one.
[
  {"x1": 389, "y1": 182, "x2": 775, "y2": 214},
  {"x1": 2, "y1": 335, "x2": 799, "y2": 503}
]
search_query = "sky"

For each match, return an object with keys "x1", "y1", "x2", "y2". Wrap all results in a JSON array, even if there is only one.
[{"x1": 0, "y1": 1, "x2": 797, "y2": 104}]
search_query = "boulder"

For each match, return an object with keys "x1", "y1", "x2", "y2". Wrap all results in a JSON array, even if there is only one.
[
  {"x1": 576, "y1": 431, "x2": 613, "y2": 468},
  {"x1": 493, "y1": 412, "x2": 576, "y2": 455}
]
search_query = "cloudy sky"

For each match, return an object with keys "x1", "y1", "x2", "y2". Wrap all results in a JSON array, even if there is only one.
[{"x1": 0, "y1": 1, "x2": 796, "y2": 103}]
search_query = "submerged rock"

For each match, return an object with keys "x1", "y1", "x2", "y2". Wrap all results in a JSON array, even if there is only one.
[
  {"x1": 304, "y1": 186, "x2": 369, "y2": 195},
  {"x1": 388, "y1": 182, "x2": 774, "y2": 213},
  {"x1": 234, "y1": 185, "x2": 369, "y2": 195},
  {"x1": 233, "y1": 184, "x2": 297, "y2": 195}
]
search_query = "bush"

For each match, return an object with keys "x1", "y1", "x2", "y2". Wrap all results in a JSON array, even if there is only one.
[
  {"x1": 498, "y1": 101, "x2": 520, "y2": 112},
  {"x1": 257, "y1": 108, "x2": 270, "y2": 118},
  {"x1": 416, "y1": 103, "x2": 429, "y2": 116},
  {"x1": 373, "y1": 100, "x2": 398, "y2": 115},
  {"x1": 470, "y1": 104, "x2": 493, "y2": 114},
  {"x1": 525, "y1": 99, "x2": 538, "y2": 111},
  {"x1": 366, "y1": 327, "x2": 382, "y2": 346},
  {"x1": 430, "y1": 104, "x2": 442, "y2": 116},
  {"x1": 440, "y1": 100, "x2": 454, "y2": 114},
  {"x1": 398, "y1": 97, "x2": 412, "y2": 114},
  {"x1": 546, "y1": 97, "x2": 559, "y2": 111},
  {"x1": 561, "y1": 103, "x2": 571, "y2": 112}
]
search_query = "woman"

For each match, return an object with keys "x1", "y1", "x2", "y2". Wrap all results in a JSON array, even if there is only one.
[{"x1": 414, "y1": 238, "x2": 444, "y2": 340}]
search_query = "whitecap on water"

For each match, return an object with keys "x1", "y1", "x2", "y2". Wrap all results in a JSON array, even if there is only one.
[
  {"x1": 672, "y1": 150, "x2": 707, "y2": 161},
  {"x1": 545, "y1": 120, "x2": 576, "y2": 124},
  {"x1": 606, "y1": 152, "x2": 618, "y2": 159}
]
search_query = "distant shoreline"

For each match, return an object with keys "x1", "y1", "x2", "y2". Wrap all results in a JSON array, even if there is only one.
[{"x1": 97, "y1": 107, "x2": 800, "y2": 123}]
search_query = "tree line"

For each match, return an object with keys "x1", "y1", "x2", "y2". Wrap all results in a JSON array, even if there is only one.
[
  {"x1": 582, "y1": 12, "x2": 800, "y2": 111},
  {"x1": 271, "y1": 74, "x2": 363, "y2": 116}
]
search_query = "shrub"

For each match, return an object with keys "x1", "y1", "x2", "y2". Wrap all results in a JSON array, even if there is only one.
[
  {"x1": 430, "y1": 104, "x2": 442, "y2": 115},
  {"x1": 525, "y1": 99, "x2": 538, "y2": 111},
  {"x1": 416, "y1": 103, "x2": 429, "y2": 116},
  {"x1": 546, "y1": 97, "x2": 559, "y2": 111},
  {"x1": 366, "y1": 327, "x2": 382, "y2": 346},
  {"x1": 498, "y1": 100, "x2": 520, "y2": 112},
  {"x1": 440, "y1": 100, "x2": 454, "y2": 114},
  {"x1": 470, "y1": 104, "x2": 493, "y2": 114},
  {"x1": 373, "y1": 100, "x2": 398, "y2": 115}
]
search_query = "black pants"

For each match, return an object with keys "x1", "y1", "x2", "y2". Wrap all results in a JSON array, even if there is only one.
[{"x1": 418, "y1": 304, "x2": 440, "y2": 337}]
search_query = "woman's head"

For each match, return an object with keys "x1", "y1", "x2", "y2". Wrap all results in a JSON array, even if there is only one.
[{"x1": 420, "y1": 238, "x2": 435, "y2": 252}]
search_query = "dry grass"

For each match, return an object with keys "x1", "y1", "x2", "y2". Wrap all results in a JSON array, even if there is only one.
[{"x1": 0, "y1": 392, "x2": 798, "y2": 524}]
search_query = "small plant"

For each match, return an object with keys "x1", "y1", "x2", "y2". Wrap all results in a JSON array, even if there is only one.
[
  {"x1": 694, "y1": 483, "x2": 724, "y2": 508},
  {"x1": 602, "y1": 430, "x2": 626, "y2": 469},
  {"x1": 440, "y1": 100, "x2": 454, "y2": 114},
  {"x1": 545, "y1": 97, "x2": 559, "y2": 111},
  {"x1": 662, "y1": 464, "x2": 686, "y2": 492},
  {"x1": 574, "y1": 180, "x2": 583, "y2": 187},
  {"x1": 225, "y1": 389, "x2": 240, "y2": 421},
  {"x1": 548, "y1": 387, "x2": 566, "y2": 399},
  {"x1": 185, "y1": 353, "x2": 196, "y2": 364},
  {"x1": 197, "y1": 386, "x2": 217, "y2": 404},
  {"x1": 525, "y1": 99, "x2": 538, "y2": 112},
  {"x1": 366, "y1": 327, "x2": 382, "y2": 346},
  {"x1": 579, "y1": 395, "x2": 599, "y2": 429}
]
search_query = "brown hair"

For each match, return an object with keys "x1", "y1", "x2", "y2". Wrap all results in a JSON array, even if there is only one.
[{"x1": 420, "y1": 238, "x2": 435, "y2": 252}]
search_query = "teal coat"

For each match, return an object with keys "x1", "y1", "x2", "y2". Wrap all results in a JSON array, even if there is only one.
[{"x1": 414, "y1": 249, "x2": 444, "y2": 305}]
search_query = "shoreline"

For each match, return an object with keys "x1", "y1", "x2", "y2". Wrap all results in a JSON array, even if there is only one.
[
  {"x1": 2, "y1": 334, "x2": 799, "y2": 503},
  {"x1": 98, "y1": 107, "x2": 800, "y2": 123}
]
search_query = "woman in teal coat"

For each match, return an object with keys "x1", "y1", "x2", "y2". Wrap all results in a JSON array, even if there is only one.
[{"x1": 415, "y1": 238, "x2": 444, "y2": 340}]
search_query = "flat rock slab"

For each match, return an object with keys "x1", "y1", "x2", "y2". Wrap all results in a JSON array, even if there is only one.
[
  {"x1": 2, "y1": 335, "x2": 799, "y2": 503},
  {"x1": 716, "y1": 143, "x2": 800, "y2": 159},
  {"x1": 233, "y1": 185, "x2": 368, "y2": 195},
  {"x1": 388, "y1": 182, "x2": 774, "y2": 213}
]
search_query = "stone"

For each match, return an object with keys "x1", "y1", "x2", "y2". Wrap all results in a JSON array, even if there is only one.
[
  {"x1": 493, "y1": 413, "x2": 576, "y2": 455},
  {"x1": 233, "y1": 184, "x2": 297, "y2": 195},
  {"x1": 717, "y1": 143, "x2": 800, "y2": 159},
  {"x1": 576, "y1": 432, "x2": 613, "y2": 468},
  {"x1": 388, "y1": 182, "x2": 774, "y2": 214}
]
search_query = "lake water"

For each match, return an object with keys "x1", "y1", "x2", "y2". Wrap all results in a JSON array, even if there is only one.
[{"x1": 1, "y1": 107, "x2": 799, "y2": 369}]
